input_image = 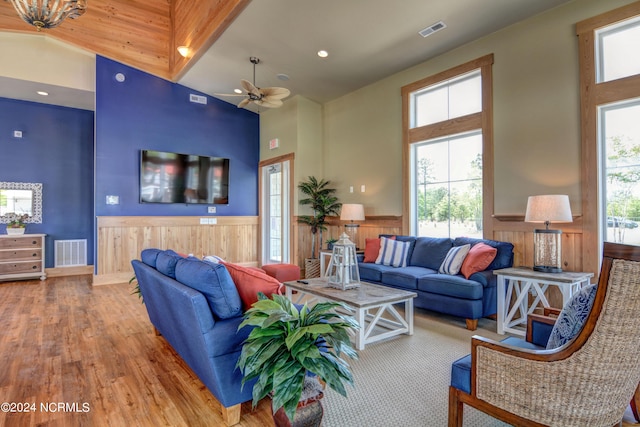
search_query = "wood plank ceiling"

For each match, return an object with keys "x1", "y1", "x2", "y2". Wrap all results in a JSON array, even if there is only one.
[{"x1": 0, "y1": 0, "x2": 250, "y2": 81}]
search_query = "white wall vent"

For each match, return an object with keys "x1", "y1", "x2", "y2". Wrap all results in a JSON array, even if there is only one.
[
  {"x1": 419, "y1": 21, "x2": 447, "y2": 38},
  {"x1": 55, "y1": 239, "x2": 87, "y2": 267},
  {"x1": 189, "y1": 94, "x2": 207, "y2": 105}
]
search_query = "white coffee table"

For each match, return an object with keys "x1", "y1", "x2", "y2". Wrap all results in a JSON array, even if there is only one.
[{"x1": 284, "y1": 278, "x2": 417, "y2": 350}]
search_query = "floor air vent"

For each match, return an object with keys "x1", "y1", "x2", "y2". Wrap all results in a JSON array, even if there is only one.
[{"x1": 55, "y1": 239, "x2": 87, "y2": 267}]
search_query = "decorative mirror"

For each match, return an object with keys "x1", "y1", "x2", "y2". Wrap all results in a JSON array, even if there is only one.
[{"x1": 0, "y1": 182, "x2": 43, "y2": 224}]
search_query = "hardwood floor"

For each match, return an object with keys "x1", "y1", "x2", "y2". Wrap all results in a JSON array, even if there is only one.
[
  {"x1": 0, "y1": 276, "x2": 273, "y2": 427},
  {"x1": 0, "y1": 275, "x2": 637, "y2": 427}
]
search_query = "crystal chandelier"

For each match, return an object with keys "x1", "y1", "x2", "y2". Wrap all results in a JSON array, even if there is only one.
[{"x1": 9, "y1": 0, "x2": 87, "y2": 31}]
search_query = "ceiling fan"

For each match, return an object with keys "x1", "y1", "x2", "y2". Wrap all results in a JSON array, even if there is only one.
[{"x1": 218, "y1": 57, "x2": 290, "y2": 109}]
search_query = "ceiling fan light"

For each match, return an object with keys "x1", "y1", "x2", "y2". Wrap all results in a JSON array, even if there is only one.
[{"x1": 9, "y1": 0, "x2": 87, "y2": 31}]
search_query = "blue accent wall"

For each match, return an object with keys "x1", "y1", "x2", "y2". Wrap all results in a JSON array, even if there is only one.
[
  {"x1": 95, "y1": 56, "x2": 260, "y2": 217},
  {"x1": 0, "y1": 97, "x2": 95, "y2": 267}
]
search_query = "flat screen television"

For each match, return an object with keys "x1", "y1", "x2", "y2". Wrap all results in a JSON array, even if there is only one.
[{"x1": 140, "y1": 150, "x2": 229, "y2": 204}]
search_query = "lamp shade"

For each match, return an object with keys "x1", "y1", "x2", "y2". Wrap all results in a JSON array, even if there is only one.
[
  {"x1": 524, "y1": 195, "x2": 573, "y2": 224},
  {"x1": 340, "y1": 204, "x2": 365, "y2": 221}
]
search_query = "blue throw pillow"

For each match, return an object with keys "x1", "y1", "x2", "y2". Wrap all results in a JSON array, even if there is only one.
[
  {"x1": 375, "y1": 237, "x2": 410, "y2": 267},
  {"x1": 155, "y1": 250, "x2": 183, "y2": 278},
  {"x1": 546, "y1": 284, "x2": 597, "y2": 349},
  {"x1": 141, "y1": 248, "x2": 162, "y2": 268},
  {"x1": 175, "y1": 258, "x2": 243, "y2": 320}
]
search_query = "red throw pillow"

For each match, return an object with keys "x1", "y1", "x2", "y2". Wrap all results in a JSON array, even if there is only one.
[
  {"x1": 222, "y1": 262, "x2": 283, "y2": 309},
  {"x1": 460, "y1": 243, "x2": 497, "y2": 279},
  {"x1": 363, "y1": 236, "x2": 395, "y2": 263}
]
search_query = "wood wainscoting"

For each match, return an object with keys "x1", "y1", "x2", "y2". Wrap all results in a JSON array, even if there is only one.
[
  {"x1": 294, "y1": 216, "x2": 403, "y2": 272},
  {"x1": 94, "y1": 216, "x2": 258, "y2": 286}
]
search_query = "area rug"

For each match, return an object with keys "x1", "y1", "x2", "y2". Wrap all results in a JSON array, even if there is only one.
[{"x1": 322, "y1": 310, "x2": 511, "y2": 427}]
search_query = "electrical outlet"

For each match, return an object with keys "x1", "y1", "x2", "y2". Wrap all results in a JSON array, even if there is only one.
[{"x1": 208, "y1": 206, "x2": 216, "y2": 213}]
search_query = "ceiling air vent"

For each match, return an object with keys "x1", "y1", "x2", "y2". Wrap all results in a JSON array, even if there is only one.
[{"x1": 419, "y1": 21, "x2": 447, "y2": 38}]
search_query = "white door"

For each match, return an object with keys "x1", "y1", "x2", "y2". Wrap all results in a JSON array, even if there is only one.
[{"x1": 261, "y1": 160, "x2": 291, "y2": 264}]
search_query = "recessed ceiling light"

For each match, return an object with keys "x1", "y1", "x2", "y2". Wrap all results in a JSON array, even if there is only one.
[
  {"x1": 317, "y1": 50, "x2": 328, "y2": 58},
  {"x1": 276, "y1": 73, "x2": 290, "y2": 81},
  {"x1": 234, "y1": 88, "x2": 243, "y2": 94},
  {"x1": 177, "y1": 46, "x2": 189, "y2": 57},
  {"x1": 36, "y1": 91, "x2": 48, "y2": 96}
]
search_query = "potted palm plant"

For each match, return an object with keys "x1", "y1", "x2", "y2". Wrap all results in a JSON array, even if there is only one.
[
  {"x1": 298, "y1": 176, "x2": 341, "y2": 278},
  {"x1": 236, "y1": 293, "x2": 358, "y2": 426}
]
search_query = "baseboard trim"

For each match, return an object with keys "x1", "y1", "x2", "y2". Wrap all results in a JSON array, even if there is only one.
[
  {"x1": 46, "y1": 266, "x2": 94, "y2": 278},
  {"x1": 93, "y1": 272, "x2": 132, "y2": 286}
]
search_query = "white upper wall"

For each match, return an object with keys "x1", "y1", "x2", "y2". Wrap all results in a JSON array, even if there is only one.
[{"x1": 0, "y1": 33, "x2": 95, "y2": 110}]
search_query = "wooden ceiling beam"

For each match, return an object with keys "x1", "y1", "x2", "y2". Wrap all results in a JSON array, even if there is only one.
[{"x1": 0, "y1": 0, "x2": 250, "y2": 82}]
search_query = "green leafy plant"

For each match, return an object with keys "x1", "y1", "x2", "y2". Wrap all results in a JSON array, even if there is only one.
[
  {"x1": 298, "y1": 177, "x2": 341, "y2": 259},
  {"x1": 236, "y1": 293, "x2": 358, "y2": 422},
  {"x1": 130, "y1": 275, "x2": 144, "y2": 303},
  {"x1": 6, "y1": 213, "x2": 29, "y2": 228},
  {"x1": 326, "y1": 237, "x2": 338, "y2": 249}
]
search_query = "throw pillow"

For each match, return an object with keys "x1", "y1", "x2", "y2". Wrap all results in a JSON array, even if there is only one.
[
  {"x1": 439, "y1": 244, "x2": 471, "y2": 275},
  {"x1": 375, "y1": 236, "x2": 410, "y2": 268},
  {"x1": 174, "y1": 258, "x2": 243, "y2": 319},
  {"x1": 203, "y1": 255, "x2": 225, "y2": 264},
  {"x1": 363, "y1": 236, "x2": 395, "y2": 263},
  {"x1": 223, "y1": 262, "x2": 283, "y2": 309},
  {"x1": 546, "y1": 284, "x2": 597, "y2": 350},
  {"x1": 460, "y1": 243, "x2": 497, "y2": 279}
]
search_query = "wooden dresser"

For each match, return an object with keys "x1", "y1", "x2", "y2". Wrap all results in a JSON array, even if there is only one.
[{"x1": 0, "y1": 234, "x2": 46, "y2": 281}]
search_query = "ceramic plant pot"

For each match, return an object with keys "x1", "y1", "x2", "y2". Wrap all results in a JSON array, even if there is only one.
[{"x1": 6, "y1": 228, "x2": 25, "y2": 235}]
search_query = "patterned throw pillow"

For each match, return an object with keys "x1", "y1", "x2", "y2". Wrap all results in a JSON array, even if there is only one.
[
  {"x1": 438, "y1": 244, "x2": 471, "y2": 275},
  {"x1": 546, "y1": 284, "x2": 597, "y2": 350},
  {"x1": 375, "y1": 236, "x2": 410, "y2": 268}
]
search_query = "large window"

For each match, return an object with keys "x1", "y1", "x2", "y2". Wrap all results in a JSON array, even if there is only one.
[
  {"x1": 578, "y1": 2, "x2": 640, "y2": 273},
  {"x1": 402, "y1": 55, "x2": 493, "y2": 238}
]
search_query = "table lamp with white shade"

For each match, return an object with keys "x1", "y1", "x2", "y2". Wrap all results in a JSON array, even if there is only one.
[
  {"x1": 524, "y1": 195, "x2": 573, "y2": 273},
  {"x1": 340, "y1": 204, "x2": 365, "y2": 249}
]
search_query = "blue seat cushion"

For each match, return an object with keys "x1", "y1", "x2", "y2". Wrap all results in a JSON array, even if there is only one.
[
  {"x1": 359, "y1": 263, "x2": 397, "y2": 283},
  {"x1": 409, "y1": 237, "x2": 453, "y2": 270},
  {"x1": 381, "y1": 266, "x2": 436, "y2": 290},
  {"x1": 451, "y1": 336, "x2": 543, "y2": 394},
  {"x1": 175, "y1": 258, "x2": 243, "y2": 320},
  {"x1": 418, "y1": 274, "x2": 483, "y2": 300},
  {"x1": 155, "y1": 249, "x2": 184, "y2": 278},
  {"x1": 141, "y1": 248, "x2": 162, "y2": 268}
]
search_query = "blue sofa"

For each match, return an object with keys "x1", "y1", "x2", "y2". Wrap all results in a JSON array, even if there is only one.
[
  {"x1": 358, "y1": 236, "x2": 514, "y2": 330},
  {"x1": 131, "y1": 248, "x2": 255, "y2": 426}
]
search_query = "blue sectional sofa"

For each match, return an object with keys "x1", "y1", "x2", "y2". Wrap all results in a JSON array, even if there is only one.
[
  {"x1": 358, "y1": 236, "x2": 514, "y2": 330},
  {"x1": 131, "y1": 249, "x2": 255, "y2": 426}
]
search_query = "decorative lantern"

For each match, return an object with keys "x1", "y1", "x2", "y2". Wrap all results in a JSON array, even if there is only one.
[{"x1": 325, "y1": 232, "x2": 360, "y2": 290}]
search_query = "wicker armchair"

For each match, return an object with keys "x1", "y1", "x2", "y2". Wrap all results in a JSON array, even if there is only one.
[{"x1": 449, "y1": 242, "x2": 640, "y2": 427}]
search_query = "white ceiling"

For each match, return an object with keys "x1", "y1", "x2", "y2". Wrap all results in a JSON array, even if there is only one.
[{"x1": 1, "y1": 0, "x2": 573, "y2": 112}]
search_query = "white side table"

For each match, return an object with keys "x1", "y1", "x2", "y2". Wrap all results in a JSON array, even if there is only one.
[{"x1": 494, "y1": 267, "x2": 593, "y2": 336}]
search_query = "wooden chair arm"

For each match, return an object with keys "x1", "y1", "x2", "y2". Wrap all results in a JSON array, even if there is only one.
[{"x1": 543, "y1": 307, "x2": 562, "y2": 316}]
